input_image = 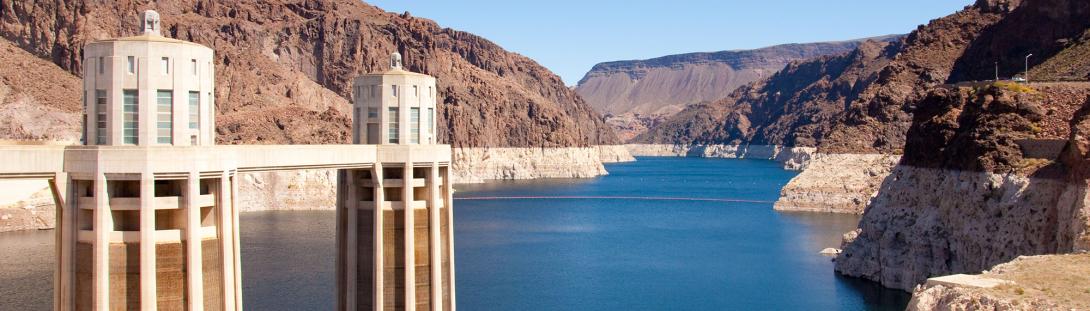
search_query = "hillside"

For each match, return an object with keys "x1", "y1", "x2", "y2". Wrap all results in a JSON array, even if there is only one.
[
  {"x1": 575, "y1": 36, "x2": 898, "y2": 141},
  {"x1": 636, "y1": 0, "x2": 1025, "y2": 153},
  {"x1": 0, "y1": 0, "x2": 619, "y2": 147}
]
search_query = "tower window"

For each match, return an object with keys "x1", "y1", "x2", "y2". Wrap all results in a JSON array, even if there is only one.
[
  {"x1": 157, "y1": 90, "x2": 173, "y2": 144},
  {"x1": 191, "y1": 59, "x2": 197, "y2": 75},
  {"x1": 368, "y1": 108, "x2": 378, "y2": 119},
  {"x1": 95, "y1": 90, "x2": 107, "y2": 144},
  {"x1": 391, "y1": 85, "x2": 398, "y2": 97},
  {"x1": 161, "y1": 57, "x2": 170, "y2": 74},
  {"x1": 98, "y1": 57, "x2": 104, "y2": 74},
  {"x1": 81, "y1": 93, "x2": 87, "y2": 144},
  {"x1": 428, "y1": 107, "x2": 435, "y2": 139},
  {"x1": 413, "y1": 85, "x2": 419, "y2": 97},
  {"x1": 127, "y1": 56, "x2": 135, "y2": 74},
  {"x1": 410, "y1": 107, "x2": 420, "y2": 144},
  {"x1": 188, "y1": 91, "x2": 199, "y2": 130},
  {"x1": 370, "y1": 85, "x2": 376, "y2": 97},
  {"x1": 387, "y1": 107, "x2": 399, "y2": 144},
  {"x1": 122, "y1": 90, "x2": 138, "y2": 144}
]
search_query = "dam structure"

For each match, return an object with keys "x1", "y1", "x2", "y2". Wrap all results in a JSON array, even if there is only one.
[{"x1": 0, "y1": 11, "x2": 455, "y2": 311}]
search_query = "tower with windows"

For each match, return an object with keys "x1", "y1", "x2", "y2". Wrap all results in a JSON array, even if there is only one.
[
  {"x1": 82, "y1": 10, "x2": 214, "y2": 146},
  {"x1": 58, "y1": 10, "x2": 242, "y2": 311},
  {"x1": 351, "y1": 53, "x2": 438, "y2": 145},
  {"x1": 338, "y1": 54, "x2": 455, "y2": 310}
]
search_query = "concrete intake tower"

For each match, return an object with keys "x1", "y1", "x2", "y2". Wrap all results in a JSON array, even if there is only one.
[{"x1": 0, "y1": 10, "x2": 456, "y2": 311}]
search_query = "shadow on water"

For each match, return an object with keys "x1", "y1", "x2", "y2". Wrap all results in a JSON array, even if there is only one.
[{"x1": 837, "y1": 274, "x2": 913, "y2": 311}]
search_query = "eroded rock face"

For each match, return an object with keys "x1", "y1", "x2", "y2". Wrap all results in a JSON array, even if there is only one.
[
  {"x1": 576, "y1": 38, "x2": 897, "y2": 141},
  {"x1": 0, "y1": 0, "x2": 620, "y2": 148},
  {"x1": 835, "y1": 166, "x2": 1074, "y2": 290},
  {"x1": 0, "y1": 181, "x2": 56, "y2": 232},
  {"x1": 237, "y1": 170, "x2": 338, "y2": 212},
  {"x1": 837, "y1": 86, "x2": 1090, "y2": 290},
  {"x1": 623, "y1": 144, "x2": 815, "y2": 169},
  {"x1": 773, "y1": 154, "x2": 900, "y2": 214},
  {"x1": 0, "y1": 38, "x2": 81, "y2": 141},
  {"x1": 637, "y1": 1, "x2": 1014, "y2": 153},
  {"x1": 907, "y1": 254, "x2": 1090, "y2": 311},
  {"x1": 451, "y1": 147, "x2": 611, "y2": 183}
]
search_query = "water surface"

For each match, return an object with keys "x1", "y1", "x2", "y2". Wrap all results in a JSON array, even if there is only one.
[{"x1": 0, "y1": 157, "x2": 909, "y2": 310}]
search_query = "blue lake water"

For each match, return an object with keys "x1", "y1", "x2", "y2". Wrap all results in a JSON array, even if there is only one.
[
  {"x1": 0, "y1": 157, "x2": 909, "y2": 310},
  {"x1": 453, "y1": 157, "x2": 908, "y2": 310}
]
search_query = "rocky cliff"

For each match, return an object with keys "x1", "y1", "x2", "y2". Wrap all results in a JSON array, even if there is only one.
[
  {"x1": 836, "y1": 84, "x2": 1090, "y2": 291},
  {"x1": 907, "y1": 254, "x2": 1090, "y2": 310},
  {"x1": 636, "y1": 1, "x2": 1018, "y2": 152},
  {"x1": 0, "y1": 0, "x2": 625, "y2": 161},
  {"x1": 0, "y1": 0, "x2": 634, "y2": 231},
  {"x1": 575, "y1": 37, "x2": 897, "y2": 141}
]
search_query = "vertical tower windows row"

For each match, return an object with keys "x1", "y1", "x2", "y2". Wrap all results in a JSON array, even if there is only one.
[
  {"x1": 410, "y1": 107, "x2": 420, "y2": 144},
  {"x1": 157, "y1": 90, "x2": 173, "y2": 144},
  {"x1": 123, "y1": 90, "x2": 138, "y2": 144},
  {"x1": 388, "y1": 108, "x2": 400, "y2": 144},
  {"x1": 96, "y1": 90, "x2": 107, "y2": 145},
  {"x1": 428, "y1": 108, "x2": 435, "y2": 142},
  {"x1": 188, "y1": 92, "x2": 200, "y2": 130}
]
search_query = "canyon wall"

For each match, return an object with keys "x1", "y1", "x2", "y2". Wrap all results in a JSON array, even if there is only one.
[
  {"x1": 0, "y1": 0, "x2": 638, "y2": 229},
  {"x1": 575, "y1": 37, "x2": 897, "y2": 141},
  {"x1": 624, "y1": 144, "x2": 814, "y2": 169},
  {"x1": 773, "y1": 154, "x2": 900, "y2": 214},
  {"x1": 907, "y1": 254, "x2": 1090, "y2": 310},
  {"x1": 836, "y1": 84, "x2": 1090, "y2": 291}
]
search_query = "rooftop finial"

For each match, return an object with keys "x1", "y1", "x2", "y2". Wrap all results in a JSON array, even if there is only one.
[
  {"x1": 390, "y1": 52, "x2": 403, "y2": 69},
  {"x1": 141, "y1": 10, "x2": 161, "y2": 36}
]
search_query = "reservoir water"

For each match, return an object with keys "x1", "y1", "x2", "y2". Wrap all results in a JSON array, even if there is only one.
[{"x1": 0, "y1": 157, "x2": 909, "y2": 310}]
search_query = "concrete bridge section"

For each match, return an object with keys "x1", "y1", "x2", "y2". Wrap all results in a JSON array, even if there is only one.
[{"x1": 0, "y1": 144, "x2": 454, "y2": 311}]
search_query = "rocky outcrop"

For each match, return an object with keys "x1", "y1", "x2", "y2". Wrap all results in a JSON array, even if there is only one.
[
  {"x1": 575, "y1": 37, "x2": 897, "y2": 140},
  {"x1": 451, "y1": 147, "x2": 612, "y2": 183},
  {"x1": 907, "y1": 254, "x2": 1090, "y2": 311},
  {"x1": 237, "y1": 170, "x2": 338, "y2": 212},
  {"x1": 597, "y1": 145, "x2": 636, "y2": 163},
  {"x1": 624, "y1": 144, "x2": 814, "y2": 169},
  {"x1": 637, "y1": 1, "x2": 1015, "y2": 153},
  {"x1": 835, "y1": 166, "x2": 1079, "y2": 290},
  {"x1": 0, "y1": 0, "x2": 623, "y2": 166},
  {"x1": 773, "y1": 154, "x2": 900, "y2": 214},
  {"x1": 0, "y1": 180, "x2": 56, "y2": 232},
  {"x1": 1, "y1": 0, "x2": 623, "y2": 147},
  {"x1": 836, "y1": 84, "x2": 1090, "y2": 290},
  {"x1": 0, "y1": 38, "x2": 80, "y2": 141}
]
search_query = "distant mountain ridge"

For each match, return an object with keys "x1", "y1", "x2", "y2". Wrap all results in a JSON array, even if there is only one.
[{"x1": 574, "y1": 35, "x2": 900, "y2": 141}]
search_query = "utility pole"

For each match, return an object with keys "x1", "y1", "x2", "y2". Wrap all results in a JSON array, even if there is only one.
[{"x1": 1025, "y1": 54, "x2": 1034, "y2": 83}]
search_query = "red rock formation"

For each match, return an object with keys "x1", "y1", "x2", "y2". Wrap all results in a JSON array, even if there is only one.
[
  {"x1": 637, "y1": 0, "x2": 1021, "y2": 153},
  {"x1": 0, "y1": 0, "x2": 619, "y2": 147}
]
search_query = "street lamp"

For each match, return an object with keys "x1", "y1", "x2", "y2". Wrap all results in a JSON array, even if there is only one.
[{"x1": 1025, "y1": 54, "x2": 1034, "y2": 83}]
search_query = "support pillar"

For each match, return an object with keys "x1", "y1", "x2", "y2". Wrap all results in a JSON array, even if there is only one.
[
  {"x1": 442, "y1": 166, "x2": 456, "y2": 311},
  {"x1": 428, "y1": 162, "x2": 442, "y2": 311},
  {"x1": 219, "y1": 171, "x2": 236, "y2": 310},
  {"x1": 346, "y1": 170, "x2": 359, "y2": 311},
  {"x1": 231, "y1": 173, "x2": 243, "y2": 310},
  {"x1": 50, "y1": 172, "x2": 72, "y2": 311},
  {"x1": 185, "y1": 172, "x2": 204, "y2": 311},
  {"x1": 93, "y1": 172, "x2": 110, "y2": 311},
  {"x1": 139, "y1": 173, "x2": 157, "y2": 310},
  {"x1": 372, "y1": 164, "x2": 385, "y2": 311},
  {"x1": 403, "y1": 164, "x2": 415, "y2": 311}
]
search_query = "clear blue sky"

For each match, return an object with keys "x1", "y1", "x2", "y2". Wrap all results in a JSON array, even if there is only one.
[{"x1": 366, "y1": 0, "x2": 975, "y2": 85}]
